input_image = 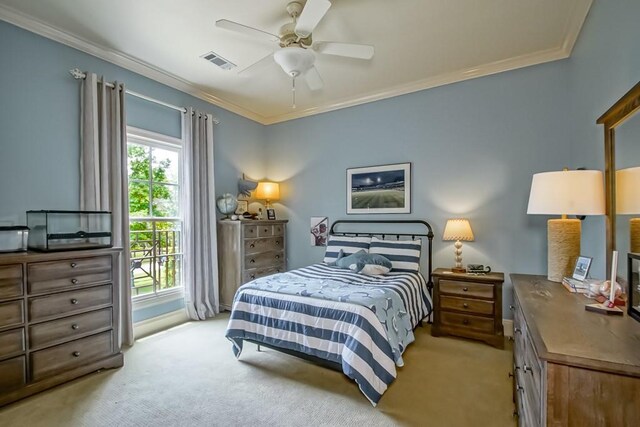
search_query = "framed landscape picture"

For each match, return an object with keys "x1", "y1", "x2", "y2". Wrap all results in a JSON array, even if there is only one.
[{"x1": 347, "y1": 163, "x2": 411, "y2": 214}]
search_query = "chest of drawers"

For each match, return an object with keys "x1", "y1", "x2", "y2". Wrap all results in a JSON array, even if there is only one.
[
  {"x1": 0, "y1": 248, "x2": 123, "y2": 406},
  {"x1": 431, "y1": 268, "x2": 505, "y2": 348},
  {"x1": 217, "y1": 220, "x2": 288, "y2": 310},
  {"x1": 511, "y1": 274, "x2": 640, "y2": 426}
]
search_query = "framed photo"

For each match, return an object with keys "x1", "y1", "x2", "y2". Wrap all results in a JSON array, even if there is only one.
[
  {"x1": 310, "y1": 216, "x2": 328, "y2": 246},
  {"x1": 266, "y1": 208, "x2": 276, "y2": 220},
  {"x1": 572, "y1": 255, "x2": 592, "y2": 281},
  {"x1": 346, "y1": 162, "x2": 411, "y2": 214},
  {"x1": 235, "y1": 200, "x2": 248, "y2": 215}
]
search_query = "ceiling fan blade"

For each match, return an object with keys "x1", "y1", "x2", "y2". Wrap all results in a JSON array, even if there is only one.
[
  {"x1": 295, "y1": 0, "x2": 331, "y2": 38},
  {"x1": 216, "y1": 19, "x2": 279, "y2": 43},
  {"x1": 304, "y1": 66, "x2": 324, "y2": 91},
  {"x1": 314, "y1": 42, "x2": 374, "y2": 60},
  {"x1": 238, "y1": 52, "x2": 275, "y2": 75}
]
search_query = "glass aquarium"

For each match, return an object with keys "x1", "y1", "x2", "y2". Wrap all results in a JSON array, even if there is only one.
[
  {"x1": 628, "y1": 253, "x2": 640, "y2": 322},
  {"x1": 27, "y1": 210, "x2": 112, "y2": 251}
]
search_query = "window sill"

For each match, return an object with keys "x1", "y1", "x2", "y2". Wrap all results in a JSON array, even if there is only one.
[{"x1": 132, "y1": 288, "x2": 184, "y2": 309}]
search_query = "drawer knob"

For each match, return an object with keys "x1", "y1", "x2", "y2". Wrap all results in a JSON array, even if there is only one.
[
  {"x1": 462, "y1": 319, "x2": 469, "y2": 325},
  {"x1": 70, "y1": 298, "x2": 79, "y2": 305},
  {"x1": 462, "y1": 287, "x2": 469, "y2": 292},
  {"x1": 509, "y1": 305, "x2": 515, "y2": 311},
  {"x1": 462, "y1": 303, "x2": 469, "y2": 308},
  {"x1": 264, "y1": 228, "x2": 268, "y2": 232},
  {"x1": 250, "y1": 259, "x2": 255, "y2": 264},
  {"x1": 71, "y1": 324, "x2": 79, "y2": 330},
  {"x1": 514, "y1": 327, "x2": 522, "y2": 334},
  {"x1": 508, "y1": 372, "x2": 514, "y2": 378},
  {"x1": 250, "y1": 275, "x2": 256, "y2": 280},
  {"x1": 523, "y1": 364, "x2": 533, "y2": 374},
  {"x1": 275, "y1": 240, "x2": 280, "y2": 245},
  {"x1": 275, "y1": 255, "x2": 280, "y2": 259},
  {"x1": 71, "y1": 279, "x2": 78, "y2": 284},
  {"x1": 507, "y1": 336, "x2": 515, "y2": 342},
  {"x1": 250, "y1": 243, "x2": 255, "y2": 248},
  {"x1": 72, "y1": 351, "x2": 80, "y2": 357},
  {"x1": 70, "y1": 262, "x2": 77, "y2": 268},
  {"x1": 516, "y1": 385, "x2": 524, "y2": 393}
]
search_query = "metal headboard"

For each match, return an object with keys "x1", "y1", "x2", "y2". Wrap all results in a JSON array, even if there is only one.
[{"x1": 328, "y1": 219, "x2": 435, "y2": 293}]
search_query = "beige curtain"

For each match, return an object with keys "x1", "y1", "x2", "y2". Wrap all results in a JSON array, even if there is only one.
[
  {"x1": 80, "y1": 73, "x2": 134, "y2": 346},
  {"x1": 182, "y1": 108, "x2": 219, "y2": 319}
]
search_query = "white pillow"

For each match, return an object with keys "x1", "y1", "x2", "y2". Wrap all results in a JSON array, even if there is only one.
[{"x1": 357, "y1": 264, "x2": 391, "y2": 275}]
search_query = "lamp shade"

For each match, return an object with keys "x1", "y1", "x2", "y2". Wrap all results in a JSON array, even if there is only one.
[
  {"x1": 616, "y1": 167, "x2": 640, "y2": 214},
  {"x1": 255, "y1": 182, "x2": 280, "y2": 201},
  {"x1": 527, "y1": 170, "x2": 605, "y2": 215},
  {"x1": 443, "y1": 218, "x2": 474, "y2": 241}
]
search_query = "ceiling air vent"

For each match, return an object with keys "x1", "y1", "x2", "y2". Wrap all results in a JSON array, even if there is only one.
[{"x1": 201, "y1": 51, "x2": 236, "y2": 70}]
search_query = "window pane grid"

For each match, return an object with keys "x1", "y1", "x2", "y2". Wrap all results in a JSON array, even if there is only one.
[{"x1": 127, "y1": 134, "x2": 183, "y2": 300}]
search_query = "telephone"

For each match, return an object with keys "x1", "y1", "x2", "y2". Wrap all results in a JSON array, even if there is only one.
[{"x1": 466, "y1": 264, "x2": 492, "y2": 274}]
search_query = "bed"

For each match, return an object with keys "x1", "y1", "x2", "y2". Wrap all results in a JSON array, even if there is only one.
[{"x1": 225, "y1": 220, "x2": 434, "y2": 405}]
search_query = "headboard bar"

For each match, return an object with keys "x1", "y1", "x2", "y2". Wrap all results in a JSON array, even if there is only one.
[{"x1": 329, "y1": 220, "x2": 435, "y2": 295}]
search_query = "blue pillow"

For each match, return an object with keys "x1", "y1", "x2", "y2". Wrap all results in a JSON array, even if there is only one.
[
  {"x1": 329, "y1": 249, "x2": 368, "y2": 269},
  {"x1": 354, "y1": 253, "x2": 393, "y2": 275}
]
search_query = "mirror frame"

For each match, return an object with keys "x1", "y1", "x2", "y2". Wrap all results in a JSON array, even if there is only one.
[{"x1": 597, "y1": 81, "x2": 640, "y2": 272}]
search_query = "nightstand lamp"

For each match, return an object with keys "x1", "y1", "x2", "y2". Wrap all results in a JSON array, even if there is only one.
[
  {"x1": 527, "y1": 169, "x2": 605, "y2": 282},
  {"x1": 442, "y1": 218, "x2": 475, "y2": 273},
  {"x1": 616, "y1": 166, "x2": 640, "y2": 253},
  {"x1": 255, "y1": 181, "x2": 280, "y2": 208}
]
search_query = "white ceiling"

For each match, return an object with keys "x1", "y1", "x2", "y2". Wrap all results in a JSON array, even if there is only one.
[{"x1": 0, "y1": 0, "x2": 592, "y2": 124}]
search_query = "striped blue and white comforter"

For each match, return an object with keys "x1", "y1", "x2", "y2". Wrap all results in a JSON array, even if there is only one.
[{"x1": 225, "y1": 264, "x2": 432, "y2": 405}]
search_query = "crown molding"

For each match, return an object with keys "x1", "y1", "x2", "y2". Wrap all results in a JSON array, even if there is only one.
[
  {"x1": 0, "y1": 0, "x2": 592, "y2": 126},
  {"x1": 0, "y1": 3, "x2": 267, "y2": 124}
]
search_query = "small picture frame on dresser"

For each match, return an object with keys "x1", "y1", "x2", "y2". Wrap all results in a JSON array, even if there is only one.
[{"x1": 266, "y1": 209, "x2": 276, "y2": 220}]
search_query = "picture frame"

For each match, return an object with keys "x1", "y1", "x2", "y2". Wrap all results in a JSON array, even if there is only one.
[
  {"x1": 266, "y1": 208, "x2": 276, "y2": 220},
  {"x1": 235, "y1": 200, "x2": 248, "y2": 215},
  {"x1": 346, "y1": 162, "x2": 411, "y2": 214},
  {"x1": 310, "y1": 216, "x2": 328, "y2": 246},
  {"x1": 572, "y1": 255, "x2": 592, "y2": 281}
]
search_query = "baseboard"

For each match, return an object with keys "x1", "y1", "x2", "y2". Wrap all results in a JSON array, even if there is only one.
[
  {"x1": 503, "y1": 319, "x2": 514, "y2": 338},
  {"x1": 134, "y1": 309, "x2": 189, "y2": 340}
]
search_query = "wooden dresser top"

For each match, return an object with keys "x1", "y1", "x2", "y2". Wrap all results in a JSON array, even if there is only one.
[
  {"x1": 511, "y1": 274, "x2": 640, "y2": 377},
  {"x1": 0, "y1": 247, "x2": 121, "y2": 265}
]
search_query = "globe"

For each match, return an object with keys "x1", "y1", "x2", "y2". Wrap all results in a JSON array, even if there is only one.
[{"x1": 216, "y1": 193, "x2": 238, "y2": 217}]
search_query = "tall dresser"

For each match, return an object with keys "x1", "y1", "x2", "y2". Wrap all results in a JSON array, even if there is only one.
[
  {"x1": 511, "y1": 274, "x2": 640, "y2": 426},
  {"x1": 217, "y1": 220, "x2": 287, "y2": 310},
  {"x1": 0, "y1": 248, "x2": 123, "y2": 407}
]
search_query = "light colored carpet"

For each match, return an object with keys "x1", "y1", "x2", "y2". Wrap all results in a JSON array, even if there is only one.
[{"x1": 0, "y1": 314, "x2": 516, "y2": 427}]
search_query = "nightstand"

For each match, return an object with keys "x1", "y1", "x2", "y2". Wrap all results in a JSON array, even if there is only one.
[{"x1": 431, "y1": 268, "x2": 504, "y2": 349}]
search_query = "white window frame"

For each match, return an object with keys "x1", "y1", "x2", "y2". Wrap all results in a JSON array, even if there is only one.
[{"x1": 127, "y1": 126, "x2": 184, "y2": 306}]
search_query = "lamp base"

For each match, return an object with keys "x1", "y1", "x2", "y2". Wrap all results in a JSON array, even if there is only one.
[
  {"x1": 631, "y1": 218, "x2": 640, "y2": 253},
  {"x1": 451, "y1": 267, "x2": 467, "y2": 274},
  {"x1": 547, "y1": 219, "x2": 581, "y2": 282}
]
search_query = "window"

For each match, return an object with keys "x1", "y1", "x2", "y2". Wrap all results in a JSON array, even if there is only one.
[{"x1": 127, "y1": 128, "x2": 183, "y2": 299}]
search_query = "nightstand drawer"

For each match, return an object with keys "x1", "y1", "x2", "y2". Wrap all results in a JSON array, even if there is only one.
[
  {"x1": 440, "y1": 312, "x2": 494, "y2": 334},
  {"x1": 28, "y1": 285, "x2": 112, "y2": 322},
  {"x1": 440, "y1": 295, "x2": 494, "y2": 315},
  {"x1": 439, "y1": 280, "x2": 494, "y2": 299},
  {"x1": 257, "y1": 225, "x2": 273, "y2": 237}
]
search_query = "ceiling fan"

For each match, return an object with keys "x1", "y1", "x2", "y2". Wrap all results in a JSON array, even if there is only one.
[{"x1": 216, "y1": 0, "x2": 375, "y2": 108}]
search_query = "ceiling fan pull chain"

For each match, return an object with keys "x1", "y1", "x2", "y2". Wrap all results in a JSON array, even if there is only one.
[{"x1": 292, "y1": 75, "x2": 297, "y2": 109}]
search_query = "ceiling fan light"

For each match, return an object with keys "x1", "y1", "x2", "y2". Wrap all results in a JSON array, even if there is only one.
[{"x1": 274, "y1": 47, "x2": 315, "y2": 76}]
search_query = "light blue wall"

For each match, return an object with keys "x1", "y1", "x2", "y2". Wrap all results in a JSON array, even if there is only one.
[
  {"x1": 264, "y1": 0, "x2": 640, "y2": 316},
  {"x1": 265, "y1": 61, "x2": 572, "y2": 316},
  {"x1": 0, "y1": 20, "x2": 266, "y2": 321},
  {"x1": 0, "y1": 20, "x2": 266, "y2": 226},
  {"x1": 566, "y1": 0, "x2": 640, "y2": 278}
]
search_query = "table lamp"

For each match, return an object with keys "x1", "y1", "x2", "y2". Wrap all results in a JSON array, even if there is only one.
[
  {"x1": 255, "y1": 181, "x2": 280, "y2": 208},
  {"x1": 527, "y1": 169, "x2": 605, "y2": 282},
  {"x1": 443, "y1": 218, "x2": 475, "y2": 273},
  {"x1": 616, "y1": 166, "x2": 640, "y2": 253}
]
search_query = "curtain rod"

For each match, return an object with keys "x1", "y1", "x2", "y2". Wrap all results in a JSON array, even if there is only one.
[{"x1": 69, "y1": 68, "x2": 220, "y2": 124}]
